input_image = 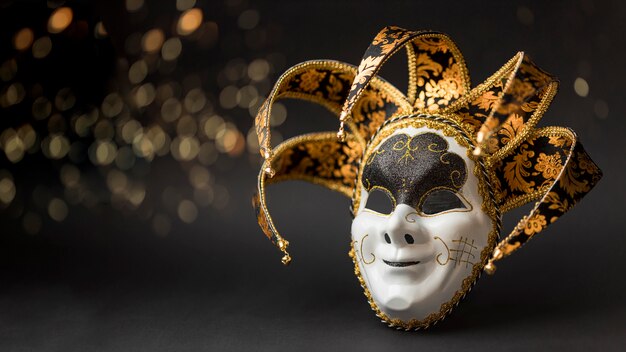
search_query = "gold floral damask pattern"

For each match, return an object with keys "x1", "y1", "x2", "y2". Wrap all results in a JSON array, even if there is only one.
[
  {"x1": 494, "y1": 128, "x2": 572, "y2": 206},
  {"x1": 448, "y1": 54, "x2": 558, "y2": 157},
  {"x1": 491, "y1": 127, "x2": 602, "y2": 256},
  {"x1": 409, "y1": 36, "x2": 470, "y2": 112},
  {"x1": 255, "y1": 60, "x2": 409, "y2": 165},
  {"x1": 350, "y1": 85, "x2": 406, "y2": 141},
  {"x1": 268, "y1": 133, "x2": 363, "y2": 195},
  {"x1": 339, "y1": 26, "x2": 470, "y2": 131}
]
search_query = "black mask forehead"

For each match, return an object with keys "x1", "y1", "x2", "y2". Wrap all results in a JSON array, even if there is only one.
[{"x1": 362, "y1": 132, "x2": 467, "y2": 208}]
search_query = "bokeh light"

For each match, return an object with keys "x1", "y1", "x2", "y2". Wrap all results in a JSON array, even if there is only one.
[
  {"x1": 162, "y1": 38, "x2": 183, "y2": 61},
  {"x1": 176, "y1": 0, "x2": 196, "y2": 11},
  {"x1": 13, "y1": 28, "x2": 34, "y2": 51},
  {"x1": 142, "y1": 29, "x2": 165, "y2": 53},
  {"x1": 48, "y1": 7, "x2": 73, "y2": 34},
  {"x1": 177, "y1": 8, "x2": 203, "y2": 36},
  {"x1": 177, "y1": 199, "x2": 198, "y2": 223},
  {"x1": 32, "y1": 36, "x2": 53, "y2": 59},
  {"x1": 0, "y1": 0, "x2": 285, "y2": 238},
  {"x1": 574, "y1": 77, "x2": 590, "y2": 97},
  {"x1": 48, "y1": 197, "x2": 68, "y2": 222},
  {"x1": 0, "y1": 175, "x2": 16, "y2": 206},
  {"x1": 126, "y1": 0, "x2": 145, "y2": 13},
  {"x1": 95, "y1": 21, "x2": 108, "y2": 38}
]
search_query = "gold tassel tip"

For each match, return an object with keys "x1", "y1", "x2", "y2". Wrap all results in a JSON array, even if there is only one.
[
  {"x1": 264, "y1": 166, "x2": 275, "y2": 177},
  {"x1": 484, "y1": 248, "x2": 502, "y2": 275},
  {"x1": 484, "y1": 261, "x2": 496, "y2": 275},
  {"x1": 278, "y1": 239, "x2": 291, "y2": 265},
  {"x1": 281, "y1": 254, "x2": 292, "y2": 265},
  {"x1": 336, "y1": 128, "x2": 346, "y2": 141}
]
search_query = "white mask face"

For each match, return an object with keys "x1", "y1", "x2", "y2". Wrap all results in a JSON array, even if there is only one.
[{"x1": 351, "y1": 122, "x2": 495, "y2": 324}]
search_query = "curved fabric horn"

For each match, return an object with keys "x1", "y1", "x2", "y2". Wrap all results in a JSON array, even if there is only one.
[
  {"x1": 337, "y1": 26, "x2": 471, "y2": 139},
  {"x1": 253, "y1": 133, "x2": 362, "y2": 264},
  {"x1": 484, "y1": 127, "x2": 602, "y2": 273},
  {"x1": 444, "y1": 52, "x2": 558, "y2": 156},
  {"x1": 253, "y1": 60, "x2": 408, "y2": 264},
  {"x1": 256, "y1": 60, "x2": 410, "y2": 176}
]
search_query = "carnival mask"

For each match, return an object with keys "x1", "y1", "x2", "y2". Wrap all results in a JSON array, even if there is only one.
[{"x1": 252, "y1": 27, "x2": 602, "y2": 329}]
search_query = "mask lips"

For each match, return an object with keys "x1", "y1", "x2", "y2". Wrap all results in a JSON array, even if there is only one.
[{"x1": 383, "y1": 260, "x2": 421, "y2": 267}]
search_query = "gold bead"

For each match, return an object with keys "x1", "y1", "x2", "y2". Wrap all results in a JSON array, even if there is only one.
[
  {"x1": 264, "y1": 166, "x2": 275, "y2": 177},
  {"x1": 484, "y1": 261, "x2": 496, "y2": 275},
  {"x1": 281, "y1": 254, "x2": 292, "y2": 265},
  {"x1": 476, "y1": 131, "x2": 485, "y2": 143},
  {"x1": 493, "y1": 247, "x2": 503, "y2": 260},
  {"x1": 337, "y1": 129, "x2": 346, "y2": 142}
]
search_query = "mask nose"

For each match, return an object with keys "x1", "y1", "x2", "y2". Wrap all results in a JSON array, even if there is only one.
[{"x1": 383, "y1": 204, "x2": 428, "y2": 247}]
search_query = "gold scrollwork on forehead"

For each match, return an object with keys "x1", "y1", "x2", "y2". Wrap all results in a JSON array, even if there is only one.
[
  {"x1": 439, "y1": 152, "x2": 451, "y2": 164},
  {"x1": 366, "y1": 147, "x2": 386, "y2": 165},
  {"x1": 385, "y1": 133, "x2": 458, "y2": 165},
  {"x1": 392, "y1": 136, "x2": 420, "y2": 164},
  {"x1": 354, "y1": 115, "x2": 480, "y2": 214},
  {"x1": 428, "y1": 142, "x2": 446, "y2": 153},
  {"x1": 451, "y1": 170, "x2": 464, "y2": 188}
]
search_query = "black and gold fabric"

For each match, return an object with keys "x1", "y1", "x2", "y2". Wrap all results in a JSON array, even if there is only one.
[{"x1": 253, "y1": 26, "x2": 602, "y2": 274}]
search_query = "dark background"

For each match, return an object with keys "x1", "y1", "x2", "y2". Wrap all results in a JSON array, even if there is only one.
[{"x1": 0, "y1": 0, "x2": 624, "y2": 351}]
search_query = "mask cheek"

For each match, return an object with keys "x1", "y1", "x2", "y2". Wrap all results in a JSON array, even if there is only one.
[
  {"x1": 351, "y1": 212, "x2": 385, "y2": 264},
  {"x1": 351, "y1": 212, "x2": 383, "y2": 240}
]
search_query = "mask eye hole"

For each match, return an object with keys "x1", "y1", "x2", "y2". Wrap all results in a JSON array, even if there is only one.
[
  {"x1": 420, "y1": 189, "x2": 467, "y2": 215},
  {"x1": 364, "y1": 188, "x2": 394, "y2": 215}
]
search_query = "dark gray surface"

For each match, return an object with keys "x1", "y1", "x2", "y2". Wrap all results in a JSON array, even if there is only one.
[
  {"x1": 1, "y1": 0, "x2": 625, "y2": 351},
  {"x1": 1, "y1": 177, "x2": 624, "y2": 351}
]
